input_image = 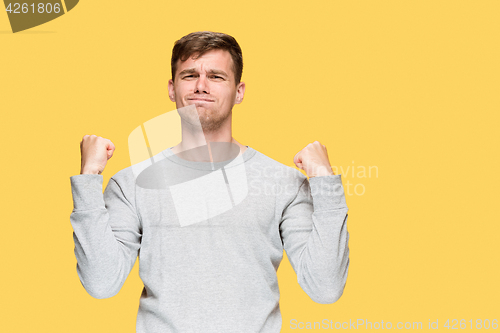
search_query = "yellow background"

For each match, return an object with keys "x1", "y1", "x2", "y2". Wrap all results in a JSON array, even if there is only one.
[{"x1": 1, "y1": 0, "x2": 499, "y2": 331}]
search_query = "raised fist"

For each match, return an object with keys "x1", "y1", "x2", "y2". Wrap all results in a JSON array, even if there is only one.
[
  {"x1": 293, "y1": 141, "x2": 334, "y2": 178},
  {"x1": 79, "y1": 135, "x2": 115, "y2": 175}
]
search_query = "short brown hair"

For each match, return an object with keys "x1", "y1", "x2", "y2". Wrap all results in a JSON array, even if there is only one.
[{"x1": 171, "y1": 31, "x2": 243, "y2": 85}]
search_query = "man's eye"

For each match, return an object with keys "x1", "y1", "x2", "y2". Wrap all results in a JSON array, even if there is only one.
[
  {"x1": 211, "y1": 75, "x2": 223, "y2": 79},
  {"x1": 184, "y1": 75, "x2": 195, "y2": 78}
]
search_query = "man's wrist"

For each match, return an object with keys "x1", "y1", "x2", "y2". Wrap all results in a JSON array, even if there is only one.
[
  {"x1": 308, "y1": 175, "x2": 347, "y2": 211},
  {"x1": 80, "y1": 168, "x2": 100, "y2": 175},
  {"x1": 308, "y1": 165, "x2": 335, "y2": 178}
]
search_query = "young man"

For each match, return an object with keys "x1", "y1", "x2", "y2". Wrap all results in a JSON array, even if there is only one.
[{"x1": 71, "y1": 31, "x2": 349, "y2": 333}]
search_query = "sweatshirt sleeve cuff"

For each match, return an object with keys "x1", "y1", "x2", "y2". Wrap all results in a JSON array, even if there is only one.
[
  {"x1": 308, "y1": 174, "x2": 348, "y2": 211},
  {"x1": 70, "y1": 174, "x2": 106, "y2": 211}
]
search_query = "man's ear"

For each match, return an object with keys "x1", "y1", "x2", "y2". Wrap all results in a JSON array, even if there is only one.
[
  {"x1": 168, "y1": 79, "x2": 175, "y2": 102},
  {"x1": 235, "y1": 81, "x2": 246, "y2": 104}
]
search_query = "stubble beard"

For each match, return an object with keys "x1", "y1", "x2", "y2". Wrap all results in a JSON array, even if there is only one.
[
  {"x1": 182, "y1": 103, "x2": 230, "y2": 133},
  {"x1": 200, "y1": 107, "x2": 230, "y2": 132}
]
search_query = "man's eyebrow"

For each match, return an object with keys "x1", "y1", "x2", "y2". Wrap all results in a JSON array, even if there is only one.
[
  {"x1": 178, "y1": 68, "x2": 197, "y2": 76},
  {"x1": 207, "y1": 69, "x2": 228, "y2": 76},
  {"x1": 178, "y1": 68, "x2": 228, "y2": 77}
]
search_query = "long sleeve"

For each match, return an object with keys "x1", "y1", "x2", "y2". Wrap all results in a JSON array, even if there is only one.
[
  {"x1": 279, "y1": 174, "x2": 349, "y2": 304},
  {"x1": 69, "y1": 173, "x2": 142, "y2": 299}
]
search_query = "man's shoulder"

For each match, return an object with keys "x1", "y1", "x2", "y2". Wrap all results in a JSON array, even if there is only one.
[{"x1": 109, "y1": 150, "x2": 168, "y2": 186}]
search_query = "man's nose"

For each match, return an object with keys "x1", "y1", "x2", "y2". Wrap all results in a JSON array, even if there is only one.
[{"x1": 195, "y1": 75, "x2": 209, "y2": 93}]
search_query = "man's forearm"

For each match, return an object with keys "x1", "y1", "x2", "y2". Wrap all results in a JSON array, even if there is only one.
[{"x1": 70, "y1": 174, "x2": 141, "y2": 299}]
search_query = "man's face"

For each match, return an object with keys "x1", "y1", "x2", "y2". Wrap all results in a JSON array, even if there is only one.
[{"x1": 168, "y1": 49, "x2": 245, "y2": 132}]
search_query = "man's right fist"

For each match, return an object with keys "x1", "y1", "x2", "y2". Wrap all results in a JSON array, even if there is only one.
[{"x1": 80, "y1": 135, "x2": 116, "y2": 175}]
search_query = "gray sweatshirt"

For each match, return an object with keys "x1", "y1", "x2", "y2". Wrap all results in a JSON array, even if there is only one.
[{"x1": 69, "y1": 146, "x2": 349, "y2": 333}]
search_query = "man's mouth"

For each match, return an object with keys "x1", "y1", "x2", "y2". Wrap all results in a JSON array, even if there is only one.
[{"x1": 188, "y1": 98, "x2": 215, "y2": 102}]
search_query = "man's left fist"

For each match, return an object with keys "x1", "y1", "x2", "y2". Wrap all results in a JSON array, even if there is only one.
[{"x1": 293, "y1": 141, "x2": 335, "y2": 178}]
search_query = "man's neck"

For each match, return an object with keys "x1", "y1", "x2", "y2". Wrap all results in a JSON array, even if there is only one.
[
  {"x1": 171, "y1": 114, "x2": 247, "y2": 162},
  {"x1": 172, "y1": 137, "x2": 247, "y2": 163}
]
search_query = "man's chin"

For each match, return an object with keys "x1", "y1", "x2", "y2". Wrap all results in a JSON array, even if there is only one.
[
  {"x1": 194, "y1": 105, "x2": 209, "y2": 112},
  {"x1": 180, "y1": 103, "x2": 212, "y2": 117},
  {"x1": 193, "y1": 103, "x2": 215, "y2": 112}
]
